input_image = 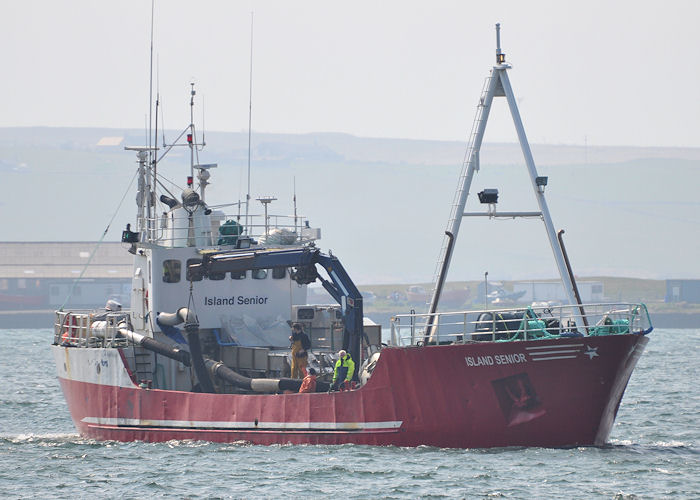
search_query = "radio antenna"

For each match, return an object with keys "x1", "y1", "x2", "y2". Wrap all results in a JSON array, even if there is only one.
[
  {"x1": 148, "y1": 0, "x2": 155, "y2": 168},
  {"x1": 244, "y1": 11, "x2": 254, "y2": 234},
  {"x1": 154, "y1": 89, "x2": 159, "y2": 194}
]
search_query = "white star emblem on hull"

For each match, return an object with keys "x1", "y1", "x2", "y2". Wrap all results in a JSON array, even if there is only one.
[{"x1": 584, "y1": 346, "x2": 599, "y2": 359}]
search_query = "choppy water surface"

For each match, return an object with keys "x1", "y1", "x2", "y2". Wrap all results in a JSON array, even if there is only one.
[{"x1": 0, "y1": 329, "x2": 698, "y2": 499}]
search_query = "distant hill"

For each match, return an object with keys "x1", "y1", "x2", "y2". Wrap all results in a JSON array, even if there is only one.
[
  {"x1": 2, "y1": 126, "x2": 700, "y2": 168},
  {"x1": 1, "y1": 127, "x2": 699, "y2": 284}
]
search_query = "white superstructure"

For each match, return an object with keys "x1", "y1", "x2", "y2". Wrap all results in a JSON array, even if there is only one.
[{"x1": 120, "y1": 86, "x2": 320, "y2": 344}]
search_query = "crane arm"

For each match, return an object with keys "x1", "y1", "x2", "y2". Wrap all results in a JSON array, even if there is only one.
[{"x1": 189, "y1": 247, "x2": 364, "y2": 366}]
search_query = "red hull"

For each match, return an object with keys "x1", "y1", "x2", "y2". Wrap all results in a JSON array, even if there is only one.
[{"x1": 54, "y1": 334, "x2": 648, "y2": 448}]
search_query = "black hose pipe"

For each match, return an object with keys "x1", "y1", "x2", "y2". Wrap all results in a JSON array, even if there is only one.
[
  {"x1": 205, "y1": 359, "x2": 331, "y2": 393},
  {"x1": 140, "y1": 337, "x2": 191, "y2": 367},
  {"x1": 116, "y1": 324, "x2": 191, "y2": 367},
  {"x1": 205, "y1": 359, "x2": 252, "y2": 391},
  {"x1": 185, "y1": 322, "x2": 216, "y2": 393}
]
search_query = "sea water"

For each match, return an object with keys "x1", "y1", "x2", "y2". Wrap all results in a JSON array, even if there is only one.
[{"x1": 0, "y1": 329, "x2": 698, "y2": 499}]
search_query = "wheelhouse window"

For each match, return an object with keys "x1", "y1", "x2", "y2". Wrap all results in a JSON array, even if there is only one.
[
  {"x1": 186, "y1": 258, "x2": 203, "y2": 282},
  {"x1": 272, "y1": 267, "x2": 286, "y2": 280},
  {"x1": 210, "y1": 272, "x2": 226, "y2": 281},
  {"x1": 252, "y1": 269, "x2": 268, "y2": 280},
  {"x1": 231, "y1": 270, "x2": 247, "y2": 280},
  {"x1": 297, "y1": 308, "x2": 315, "y2": 320},
  {"x1": 163, "y1": 259, "x2": 181, "y2": 283}
]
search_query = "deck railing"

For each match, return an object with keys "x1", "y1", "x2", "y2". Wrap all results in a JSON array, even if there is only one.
[
  {"x1": 140, "y1": 212, "x2": 317, "y2": 248},
  {"x1": 54, "y1": 310, "x2": 130, "y2": 347},
  {"x1": 390, "y1": 303, "x2": 653, "y2": 346}
]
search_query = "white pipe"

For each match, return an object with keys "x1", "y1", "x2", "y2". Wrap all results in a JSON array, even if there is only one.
[{"x1": 156, "y1": 307, "x2": 196, "y2": 326}]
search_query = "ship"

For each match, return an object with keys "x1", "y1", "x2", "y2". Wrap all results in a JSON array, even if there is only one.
[{"x1": 52, "y1": 25, "x2": 652, "y2": 448}]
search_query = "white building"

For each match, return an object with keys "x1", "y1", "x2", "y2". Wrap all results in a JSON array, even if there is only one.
[
  {"x1": 513, "y1": 280, "x2": 604, "y2": 303},
  {"x1": 0, "y1": 242, "x2": 131, "y2": 310}
]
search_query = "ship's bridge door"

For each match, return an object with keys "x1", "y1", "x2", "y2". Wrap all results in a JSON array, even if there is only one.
[{"x1": 131, "y1": 266, "x2": 147, "y2": 330}]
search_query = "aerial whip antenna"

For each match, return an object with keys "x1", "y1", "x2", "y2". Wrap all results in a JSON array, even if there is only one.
[
  {"x1": 148, "y1": 0, "x2": 155, "y2": 167},
  {"x1": 154, "y1": 90, "x2": 159, "y2": 198},
  {"x1": 154, "y1": 56, "x2": 161, "y2": 189},
  {"x1": 244, "y1": 11, "x2": 254, "y2": 234},
  {"x1": 189, "y1": 82, "x2": 196, "y2": 180},
  {"x1": 160, "y1": 99, "x2": 167, "y2": 149},
  {"x1": 201, "y1": 95, "x2": 206, "y2": 150},
  {"x1": 158, "y1": 58, "x2": 167, "y2": 150},
  {"x1": 143, "y1": 0, "x2": 156, "y2": 240}
]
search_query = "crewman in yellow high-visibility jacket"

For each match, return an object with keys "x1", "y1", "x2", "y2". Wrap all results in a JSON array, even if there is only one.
[{"x1": 332, "y1": 350, "x2": 355, "y2": 391}]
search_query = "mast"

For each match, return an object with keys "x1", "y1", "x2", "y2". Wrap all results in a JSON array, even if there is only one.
[
  {"x1": 195, "y1": 163, "x2": 217, "y2": 203},
  {"x1": 125, "y1": 147, "x2": 156, "y2": 241},
  {"x1": 148, "y1": 0, "x2": 155, "y2": 178},
  {"x1": 146, "y1": 0, "x2": 155, "y2": 242},
  {"x1": 427, "y1": 23, "x2": 578, "y2": 317},
  {"x1": 153, "y1": 87, "x2": 160, "y2": 231},
  {"x1": 189, "y1": 82, "x2": 196, "y2": 181}
]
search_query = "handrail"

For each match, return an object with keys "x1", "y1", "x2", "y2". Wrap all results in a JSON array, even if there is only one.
[
  {"x1": 54, "y1": 310, "x2": 131, "y2": 348},
  {"x1": 390, "y1": 303, "x2": 653, "y2": 347},
  {"x1": 144, "y1": 211, "x2": 316, "y2": 248}
]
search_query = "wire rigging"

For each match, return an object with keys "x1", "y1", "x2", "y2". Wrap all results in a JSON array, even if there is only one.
[{"x1": 60, "y1": 168, "x2": 140, "y2": 311}]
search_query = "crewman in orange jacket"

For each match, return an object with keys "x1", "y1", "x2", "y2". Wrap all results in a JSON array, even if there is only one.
[{"x1": 298, "y1": 367, "x2": 317, "y2": 393}]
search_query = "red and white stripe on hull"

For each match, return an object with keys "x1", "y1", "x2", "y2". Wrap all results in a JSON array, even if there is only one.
[
  {"x1": 81, "y1": 417, "x2": 403, "y2": 431},
  {"x1": 53, "y1": 333, "x2": 648, "y2": 448}
]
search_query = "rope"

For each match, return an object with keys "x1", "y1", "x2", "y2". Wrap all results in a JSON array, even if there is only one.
[
  {"x1": 59, "y1": 168, "x2": 139, "y2": 311},
  {"x1": 186, "y1": 276, "x2": 198, "y2": 320}
]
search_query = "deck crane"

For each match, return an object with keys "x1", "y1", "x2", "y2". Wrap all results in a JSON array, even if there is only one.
[{"x1": 190, "y1": 246, "x2": 365, "y2": 370}]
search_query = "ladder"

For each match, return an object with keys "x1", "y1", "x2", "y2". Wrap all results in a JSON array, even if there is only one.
[
  {"x1": 133, "y1": 348, "x2": 153, "y2": 385},
  {"x1": 427, "y1": 74, "x2": 493, "y2": 310}
]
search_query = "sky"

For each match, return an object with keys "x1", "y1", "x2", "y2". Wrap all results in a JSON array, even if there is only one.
[
  {"x1": 3, "y1": 0, "x2": 700, "y2": 148},
  {"x1": 1, "y1": 0, "x2": 699, "y2": 286}
]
